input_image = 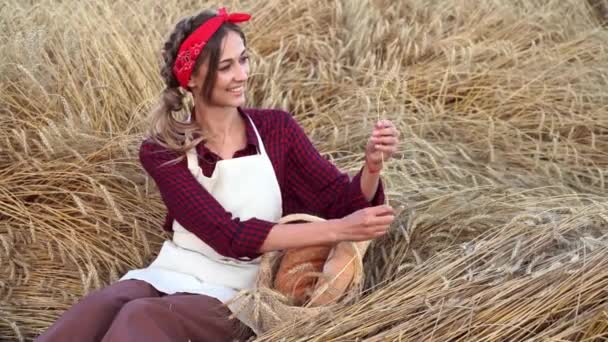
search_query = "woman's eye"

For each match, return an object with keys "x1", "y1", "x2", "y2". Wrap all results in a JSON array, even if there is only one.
[
  {"x1": 240, "y1": 56, "x2": 249, "y2": 63},
  {"x1": 219, "y1": 65, "x2": 230, "y2": 71}
]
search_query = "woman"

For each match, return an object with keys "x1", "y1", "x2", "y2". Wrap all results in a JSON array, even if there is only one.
[{"x1": 38, "y1": 7, "x2": 399, "y2": 342}]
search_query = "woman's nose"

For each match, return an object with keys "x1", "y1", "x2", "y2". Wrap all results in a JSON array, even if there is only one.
[{"x1": 234, "y1": 64, "x2": 248, "y2": 81}]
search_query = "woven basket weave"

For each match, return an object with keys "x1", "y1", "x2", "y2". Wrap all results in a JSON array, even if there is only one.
[{"x1": 226, "y1": 213, "x2": 370, "y2": 336}]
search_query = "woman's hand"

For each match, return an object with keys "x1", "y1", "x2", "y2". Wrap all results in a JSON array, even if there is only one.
[
  {"x1": 260, "y1": 206, "x2": 394, "y2": 252},
  {"x1": 365, "y1": 119, "x2": 400, "y2": 173},
  {"x1": 334, "y1": 205, "x2": 395, "y2": 241}
]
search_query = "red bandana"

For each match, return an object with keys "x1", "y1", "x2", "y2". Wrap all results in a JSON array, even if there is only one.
[{"x1": 173, "y1": 8, "x2": 251, "y2": 89}]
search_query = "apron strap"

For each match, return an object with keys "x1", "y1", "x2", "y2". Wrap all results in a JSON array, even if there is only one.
[
  {"x1": 245, "y1": 114, "x2": 267, "y2": 156},
  {"x1": 185, "y1": 147, "x2": 199, "y2": 172}
]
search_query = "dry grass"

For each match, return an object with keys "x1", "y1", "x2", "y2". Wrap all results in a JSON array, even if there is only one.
[{"x1": 1, "y1": 0, "x2": 608, "y2": 340}]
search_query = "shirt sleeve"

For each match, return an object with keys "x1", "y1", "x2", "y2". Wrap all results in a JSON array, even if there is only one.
[
  {"x1": 284, "y1": 113, "x2": 385, "y2": 219},
  {"x1": 139, "y1": 140, "x2": 274, "y2": 259}
]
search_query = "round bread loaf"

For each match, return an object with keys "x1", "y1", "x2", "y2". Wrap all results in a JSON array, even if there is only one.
[
  {"x1": 272, "y1": 214, "x2": 369, "y2": 306},
  {"x1": 308, "y1": 241, "x2": 361, "y2": 306},
  {"x1": 272, "y1": 214, "x2": 331, "y2": 305},
  {"x1": 273, "y1": 245, "x2": 332, "y2": 305}
]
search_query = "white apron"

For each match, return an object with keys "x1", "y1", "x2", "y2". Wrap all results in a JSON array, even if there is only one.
[{"x1": 121, "y1": 114, "x2": 282, "y2": 304}]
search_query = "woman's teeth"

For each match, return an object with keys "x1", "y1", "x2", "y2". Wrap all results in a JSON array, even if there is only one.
[{"x1": 228, "y1": 86, "x2": 243, "y2": 93}]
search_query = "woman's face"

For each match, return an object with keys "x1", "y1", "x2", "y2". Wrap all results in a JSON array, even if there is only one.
[{"x1": 189, "y1": 30, "x2": 249, "y2": 108}]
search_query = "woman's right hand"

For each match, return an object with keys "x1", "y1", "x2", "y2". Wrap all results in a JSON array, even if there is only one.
[{"x1": 334, "y1": 205, "x2": 395, "y2": 242}]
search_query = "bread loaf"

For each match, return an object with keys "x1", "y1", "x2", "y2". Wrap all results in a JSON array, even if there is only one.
[
  {"x1": 272, "y1": 214, "x2": 369, "y2": 306},
  {"x1": 273, "y1": 245, "x2": 331, "y2": 305},
  {"x1": 272, "y1": 214, "x2": 331, "y2": 305},
  {"x1": 308, "y1": 240, "x2": 369, "y2": 306}
]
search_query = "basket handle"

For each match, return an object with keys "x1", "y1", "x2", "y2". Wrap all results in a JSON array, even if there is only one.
[{"x1": 277, "y1": 213, "x2": 326, "y2": 224}]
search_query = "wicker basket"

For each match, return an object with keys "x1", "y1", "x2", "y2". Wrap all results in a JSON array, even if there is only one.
[{"x1": 226, "y1": 213, "x2": 370, "y2": 336}]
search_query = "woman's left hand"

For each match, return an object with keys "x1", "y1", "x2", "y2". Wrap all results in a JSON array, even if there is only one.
[{"x1": 365, "y1": 119, "x2": 400, "y2": 174}]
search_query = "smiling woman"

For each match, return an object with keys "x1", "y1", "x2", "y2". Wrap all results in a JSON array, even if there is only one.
[{"x1": 36, "y1": 6, "x2": 398, "y2": 342}]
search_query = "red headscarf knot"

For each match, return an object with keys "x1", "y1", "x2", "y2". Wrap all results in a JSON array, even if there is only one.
[{"x1": 172, "y1": 8, "x2": 251, "y2": 89}]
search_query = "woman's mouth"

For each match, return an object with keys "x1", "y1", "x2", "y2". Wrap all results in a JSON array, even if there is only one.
[{"x1": 228, "y1": 86, "x2": 244, "y2": 95}]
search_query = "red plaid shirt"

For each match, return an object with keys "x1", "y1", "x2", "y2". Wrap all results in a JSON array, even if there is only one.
[{"x1": 140, "y1": 108, "x2": 384, "y2": 259}]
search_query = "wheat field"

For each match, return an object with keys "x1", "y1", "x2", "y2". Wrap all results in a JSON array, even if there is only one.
[{"x1": 1, "y1": 0, "x2": 608, "y2": 340}]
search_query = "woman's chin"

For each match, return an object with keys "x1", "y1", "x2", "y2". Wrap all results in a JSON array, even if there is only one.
[
  {"x1": 214, "y1": 95, "x2": 246, "y2": 108},
  {"x1": 228, "y1": 96, "x2": 246, "y2": 108}
]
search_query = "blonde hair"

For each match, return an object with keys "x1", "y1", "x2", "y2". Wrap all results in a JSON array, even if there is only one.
[
  {"x1": 146, "y1": 9, "x2": 247, "y2": 163},
  {"x1": 147, "y1": 87, "x2": 203, "y2": 161}
]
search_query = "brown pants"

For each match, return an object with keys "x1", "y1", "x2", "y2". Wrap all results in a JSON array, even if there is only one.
[{"x1": 36, "y1": 279, "x2": 253, "y2": 342}]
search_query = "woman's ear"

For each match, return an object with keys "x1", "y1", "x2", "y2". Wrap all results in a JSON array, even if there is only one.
[
  {"x1": 187, "y1": 78, "x2": 196, "y2": 89},
  {"x1": 187, "y1": 65, "x2": 205, "y2": 90}
]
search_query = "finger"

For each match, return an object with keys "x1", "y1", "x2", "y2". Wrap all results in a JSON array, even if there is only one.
[
  {"x1": 361, "y1": 229, "x2": 387, "y2": 240},
  {"x1": 376, "y1": 119, "x2": 393, "y2": 127},
  {"x1": 371, "y1": 131, "x2": 398, "y2": 138},
  {"x1": 371, "y1": 136, "x2": 397, "y2": 144},
  {"x1": 347, "y1": 229, "x2": 381, "y2": 241},
  {"x1": 352, "y1": 226, "x2": 389, "y2": 240},
  {"x1": 373, "y1": 226, "x2": 390, "y2": 235},
  {"x1": 375, "y1": 119, "x2": 391, "y2": 127},
  {"x1": 370, "y1": 136, "x2": 398, "y2": 145},
  {"x1": 367, "y1": 215, "x2": 395, "y2": 227},
  {"x1": 373, "y1": 230, "x2": 388, "y2": 238},
  {"x1": 370, "y1": 225, "x2": 390, "y2": 237},
  {"x1": 373, "y1": 127, "x2": 398, "y2": 137},
  {"x1": 376, "y1": 208, "x2": 395, "y2": 216},
  {"x1": 369, "y1": 204, "x2": 395, "y2": 216},
  {"x1": 373, "y1": 144, "x2": 397, "y2": 153},
  {"x1": 369, "y1": 222, "x2": 391, "y2": 231},
  {"x1": 372, "y1": 121, "x2": 393, "y2": 131}
]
